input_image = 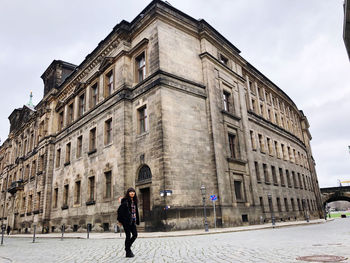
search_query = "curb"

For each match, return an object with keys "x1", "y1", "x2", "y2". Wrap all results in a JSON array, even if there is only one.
[{"x1": 4, "y1": 219, "x2": 334, "y2": 240}]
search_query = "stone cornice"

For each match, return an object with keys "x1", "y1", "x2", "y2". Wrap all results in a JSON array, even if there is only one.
[{"x1": 199, "y1": 52, "x2": 245, "y2": 83}]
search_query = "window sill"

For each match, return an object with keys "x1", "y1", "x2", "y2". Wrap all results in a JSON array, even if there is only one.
[
  {"x1": 26, "y1": 212, "x2": 32, "y2": 216},
  {"x1": 104, "y1": 143, "x2": 113, "y2": 148},
  {"x1": 221, "y1": 110, "x2": 241, "y2": 121},
  {"x1": 257, "y1": 181, "x2": 262, "y2": 184},
  {"x1": 20, "y1": 214, "x2": 25, "y2": 217},
  {"x1": 36, "y1": 171, "x2": 43, "y2": 176},
  {"x1": 137, "y1": 131, "x2": 149, "y2": 139},
  {"x1": 73, "y1": 203, "x2": 81, "y2": 208},
  {"x1": 86, "y1": 200, "x2": 96, "y2": 206},
  {"x1": 64, "y1": 161, "x2": 71, "y2": 166},
  {"x1": 88, "y1": 149, "x2": 97, "y2": 156},
  {"x1": 61, "y1": 205, "x2": 69, "y2": 210},
  {"x1": 265, "y1": 182, "x2": 271, "y2": 185},
  {"x1": 226, "y1": 157, "x2": 247, "y2": 165},
  {"x1": 33, "y1": 210, "x2": 40, "y2": 215}
]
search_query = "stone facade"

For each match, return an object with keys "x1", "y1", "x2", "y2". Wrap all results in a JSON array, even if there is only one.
[{"x1": 0, "y1": 0, "x2": 324, "y2": 233}]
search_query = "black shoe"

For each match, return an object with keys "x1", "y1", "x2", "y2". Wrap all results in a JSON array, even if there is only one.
[{"x1": 126, "y1": 251, "x2": 134, "y2": 258}]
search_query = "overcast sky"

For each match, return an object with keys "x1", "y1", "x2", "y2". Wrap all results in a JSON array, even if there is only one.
[{"x1": 0, "y1": 0, "x2": 349, "y2": 187}]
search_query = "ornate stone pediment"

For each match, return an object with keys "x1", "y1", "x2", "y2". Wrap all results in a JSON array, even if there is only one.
[{"x1": 98, "y1": 57, "x2": 114, "y2": 72}]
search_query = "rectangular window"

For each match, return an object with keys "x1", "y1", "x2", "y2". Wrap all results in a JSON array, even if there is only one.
[
  {"x1": 28, "y1": 195, "x2": 32, "y2": 212},
  {"x1": 297, "y1": 198, "x2": 301, "y2": 211},
  {"x1": 89, "y1": 128, "x2": 97, "y2": 152},
  {"x1": 58, "y1": 110, "x2": 64, "y2": 131},
  {"x1": 76, "y1": 136, "x2": 83, "y2": 158},
  {"x1": 228, "y1": 134, "x2": 237, "y2": 159},
  {"x1": 75, "y1": 181, "x2": 81, "y2": 204},
  {"x1": 31, "y1": 160, "x2": 36, "y2": 178},
  {"x1": 88, "y1": 177, "x2": 95, "y2": 201},
  {"x1": 105, "y1": 70, "x2": 114, "y2": 97},
  {"x1": 234, "y1": 180, "x2": 242, "y2": 201},
  {"x1": 281, "y1": 143, "x2": 287, "y2": 160},
  {"x1": 104, "y1": 118, "x2": 112, "y2": 145},
  {"x1": 22, "y1": 197, "x2": 26, "y2": 211},
  {"x1": 68, "y1": 102, "x2": 74, "y2": 124},
  {"x1": 105, "y1": 171, "x2": 112, "y2": 198},
  {"x1": 63, "y1": 185, "x2": 69, "y2": 206},
  {"x1": 138, "y1": 106, "x2": 148, "y2": 134},
  {"x1": 274, "y1": 141, "x2": 279, "y2": 158},
  {"x1": 39, "y1": 154, "x2": 44, "y2": 172},
  {"x1": 65, "y1": 143, "x2": 71, "y2": 164},
  {"x1": 90, "y1": 83, "x2": 98, "y2": 108},
  {"x1": 286, "y1": 169, "x2": 291, "y2": 187},
  {"x1": 250, "y1": 131, "x2": 256, "y2": 150},
  {"x1": 276, "y1": 197, "x2": 282, "y2": 212},
  {"x1": 298, "y1": 173, "x2": 302, "y2": 189},
  {"x1": 251, "y1": 98, "x2": 257, "y2": 113},
  {"x1": 302, "y1": 174, "x2": 307, "y2": 190},
  {"x1": 263, "y1": 163, "x2": 269, "y2": 183},
  {"x1": 267, "y1": 138, "x2": 273, "y2": 155},
  {"x1": 291, "y1": 198, "x2": 295, "y2": 211},
  {"x1": 25, "y1": 164, "x2": 30, "y2": 180},
  {"x1": 78, "y1": 93, "x2": 85, "y2": 117},
  {"x1": 284, "y1": 198, "x2": 289, "y2": 212},
  {"x1": 136, "y1": 52, "x2": 146, "y2": 82},
  {"x1": 292, "y1": 171, "x2": 297, "y2": 188},
  {"x1": 53, "y1": 188, "x2": 58, "y2": 208},
  {"x1": 259, "y1": 196, "x2": 265, "y2": 212},
  {"x1": 36, "y1": 192, "x2": 41, "y2": 211},
  {"x1": 272, "y1": 166, "x2": 277, "y2": 185},
  {"x1": 279, "y1": 168, "x2": 285, "y2": 186},
  {"x1": 255, "y1": 161, "x2": 261, "y2": 182},
  {"x1": 258, "y1": 134, "x2": 265, "y2": 153},
  {"x1": 223, "y1": 91, "x2": 231, "y2": 112}
]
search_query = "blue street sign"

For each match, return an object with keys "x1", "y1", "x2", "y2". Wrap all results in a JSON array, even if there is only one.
[{"x1": 210, "y1": 195, "x2": 217, "y2": 201}]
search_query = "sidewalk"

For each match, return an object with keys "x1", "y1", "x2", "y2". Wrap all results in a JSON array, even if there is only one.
[{"x1": 6, "y1": 218, "x2": 332, "y2": 240}]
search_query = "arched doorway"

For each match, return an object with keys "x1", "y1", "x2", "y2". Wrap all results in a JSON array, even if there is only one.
[{"x1": 136, "y1": 165, "x2": 152, "y2": 222}]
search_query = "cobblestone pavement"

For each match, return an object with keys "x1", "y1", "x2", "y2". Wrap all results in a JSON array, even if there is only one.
[{"x1": 0, "y1": 219, "x2": 349, "y2": 263}]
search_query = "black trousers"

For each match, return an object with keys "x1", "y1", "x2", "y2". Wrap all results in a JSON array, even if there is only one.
[{"x1": 123, "y1": 222, "x2": 138, "y2": 252}]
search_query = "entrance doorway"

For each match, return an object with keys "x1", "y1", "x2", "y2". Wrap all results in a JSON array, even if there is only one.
[{"x1": 140, "y1": 188, "x2": 150, "y2": 222}]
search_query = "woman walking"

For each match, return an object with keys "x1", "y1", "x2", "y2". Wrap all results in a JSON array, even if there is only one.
[{"x1": 117, "y1": 187, "x2": 140, "y2": 258}]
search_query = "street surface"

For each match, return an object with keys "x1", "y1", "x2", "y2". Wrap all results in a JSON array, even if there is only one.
[{"x1": 0, "y1": 219, "x2": 349, "y2": 263}]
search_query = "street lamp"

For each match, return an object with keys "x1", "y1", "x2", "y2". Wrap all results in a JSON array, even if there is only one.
[
  {"x1": 267, "y1": 194, "x2": 275, "y2": 226},
  {"x1": 200, "y1": 185, "x2": 209, "y2": 232}
]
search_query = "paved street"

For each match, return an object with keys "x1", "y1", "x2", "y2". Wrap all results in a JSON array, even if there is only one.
[{"x1": 0, "y1": 219, "x2": 349, "y2": 263}]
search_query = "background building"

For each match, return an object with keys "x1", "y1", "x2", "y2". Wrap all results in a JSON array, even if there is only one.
[{"x1": 0, "y1": 0, "x2": 323, "y2": 233}]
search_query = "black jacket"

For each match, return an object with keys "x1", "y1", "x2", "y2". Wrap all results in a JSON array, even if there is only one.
[{"x1": 117, "y1": 198, "x2": 140, "y2": 226}]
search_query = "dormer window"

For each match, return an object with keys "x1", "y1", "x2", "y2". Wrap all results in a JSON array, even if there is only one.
[{"x1": 219, "y1": 54, "x2": 228, "y2": 65}]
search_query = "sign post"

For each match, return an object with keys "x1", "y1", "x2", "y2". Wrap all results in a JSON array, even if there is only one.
[{"x1": 210, "y1": 195, "x2": 217, "y2": 229}]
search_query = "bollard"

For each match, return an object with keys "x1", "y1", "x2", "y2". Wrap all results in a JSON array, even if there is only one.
[
  {"x1": 1, "y1": 224, "x2": 5, "y2": 246},
  {"x1": 87, "y1": 224, "x2": 90, "y2": 239},
  {"x1": 61, "y1": 224, "x2": 65, "y2": 241},
  {"x1": 32, "y1": 225, "x2": 36, "y2": 243}
]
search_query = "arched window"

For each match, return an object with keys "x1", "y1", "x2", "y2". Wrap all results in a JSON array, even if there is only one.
[{"x1": 138, "y1": 165, "x2": 152, "y2": 182}]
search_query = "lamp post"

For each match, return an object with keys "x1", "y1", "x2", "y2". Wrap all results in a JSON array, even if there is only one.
[
  {"x1": 267, "y1": 194, "x2": 275, "y2": 226},
  {"x1": 200, "y1": 185, "x2": 209, "y2": 232}
]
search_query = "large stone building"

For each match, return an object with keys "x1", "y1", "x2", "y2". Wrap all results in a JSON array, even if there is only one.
[{"x1": 0, "y1": 0, "x2": 323, "y2": 233}]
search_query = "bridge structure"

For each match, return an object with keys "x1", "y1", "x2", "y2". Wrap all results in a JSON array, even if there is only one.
[{"x1": 320, "y1": 185, "x2": 350, "y2": 205}]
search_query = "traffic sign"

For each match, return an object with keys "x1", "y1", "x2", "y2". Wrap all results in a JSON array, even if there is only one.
[{"x1": 210, "y1": 195, "x2": 217, "y2": 201}]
